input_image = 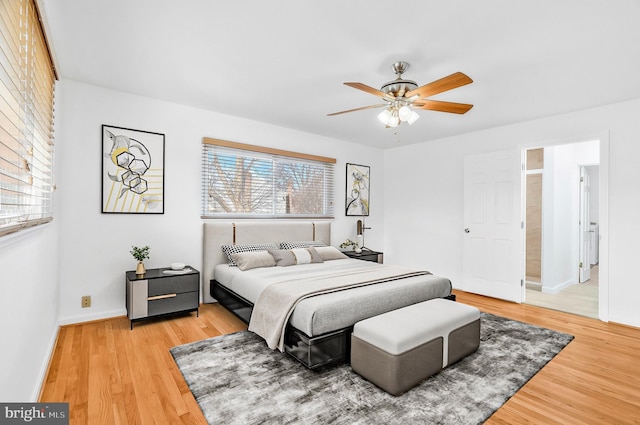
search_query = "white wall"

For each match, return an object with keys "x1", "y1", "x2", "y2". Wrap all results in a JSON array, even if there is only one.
[
  {"x1": 0, "y1": 224, "x2": 60, "y2": 401},
  {"x1": 541, "y1": 140, "x2": 599, "y2": 293},
  {"x1": 384, "y1": 97, "x2": 640, "y2": 328},
  {"x1": 55, "y1": 80, "x2": 385, "y2": 324}
]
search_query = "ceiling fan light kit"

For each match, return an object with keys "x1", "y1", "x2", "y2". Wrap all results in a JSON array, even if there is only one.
[
  {"x1": 329, "y1": 61, "x2": 474, "y2": 128},
  {"x1": 377, "y1": 109, "x2": 399, "y2": 127},
  {"x1": 377, "y1": 103, "x2": 419, "y2": 127}
]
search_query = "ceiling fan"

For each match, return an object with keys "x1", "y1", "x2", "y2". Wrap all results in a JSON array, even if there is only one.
[{"x1": 328, "y1": 61, "x2": 473, "y2": 127}]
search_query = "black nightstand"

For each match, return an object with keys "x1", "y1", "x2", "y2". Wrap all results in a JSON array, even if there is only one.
[
  {"x1": 343, "y1": 249, "x2": 383, "y2": 263},
  {"x1": 126, "y1": 266, "x2": 200, "y2": 329}
]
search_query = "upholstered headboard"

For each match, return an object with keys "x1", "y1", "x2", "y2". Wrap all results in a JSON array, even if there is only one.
[{"x1": 202, "y1": 221, "x2": 331, "y2": 303}]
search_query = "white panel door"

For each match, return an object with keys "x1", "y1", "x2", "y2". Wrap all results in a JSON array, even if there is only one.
[{"x1": 463, "y1": 150, "x2": 523, "y2": 302}]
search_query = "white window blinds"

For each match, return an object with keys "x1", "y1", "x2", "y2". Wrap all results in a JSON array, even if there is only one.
[
  {"x1": 0, "y1": 0, "x2": 56, "y2": 237},
  {"x1": 202, "y1": 138, "x2": 335, "y2": 218}
]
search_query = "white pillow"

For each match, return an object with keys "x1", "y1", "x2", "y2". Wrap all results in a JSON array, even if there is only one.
[{"x1": 291, "y1": 248, "x2": 312, "y2": 265}]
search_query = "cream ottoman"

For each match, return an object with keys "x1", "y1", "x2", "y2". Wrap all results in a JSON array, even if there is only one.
[{"x1": 350, "y1": 298, "x2": 481, "y2": 396}]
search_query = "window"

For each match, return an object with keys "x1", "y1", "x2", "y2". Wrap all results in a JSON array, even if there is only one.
[
  {"x1": 202, "y1": 138, "x2": 335, "y2": 218},
  {"x1": 0, "y1": 0, "x2": 56, "y2": 237}
]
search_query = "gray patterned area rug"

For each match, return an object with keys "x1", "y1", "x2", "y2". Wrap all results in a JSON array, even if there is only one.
[{"x1": 170, "y1": 313, "x2": 573, "y2": 425}]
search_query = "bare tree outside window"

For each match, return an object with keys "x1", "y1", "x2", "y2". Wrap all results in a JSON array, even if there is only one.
[
  {"x1": 276, "y1": 162, "x2": 325, "y2": 215},
  {"x1": 206, "y1": 153, "x2": 273, "y2": 214}
]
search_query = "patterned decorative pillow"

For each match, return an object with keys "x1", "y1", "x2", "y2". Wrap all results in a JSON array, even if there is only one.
[
  {"x1": 221, "y1": 243, "x2": 279, "y2": 266},
  {"x1": 279, "y1": 240, "x2": 327, "y2": 250},
  {"x1": 268, "y1": 246, "x2": 324, "y2": 267}
]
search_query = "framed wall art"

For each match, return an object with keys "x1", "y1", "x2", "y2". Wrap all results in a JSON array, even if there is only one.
[
  {"x1": 101, "y1": 125, "x2": 165, "y2": 214},
  {"x1": 345, "y1": 163, "x2": 370, "y2": 216}
]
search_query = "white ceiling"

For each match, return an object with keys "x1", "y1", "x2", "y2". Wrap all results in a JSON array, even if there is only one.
[{"x1": 41, "y1": 0, "x2": 640, "y2": 149}]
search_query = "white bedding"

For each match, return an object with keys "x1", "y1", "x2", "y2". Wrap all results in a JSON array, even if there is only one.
[
  {"x1": 213, "y1": 258, "x2": 452, "y2": 341},
  {"x1": 248, "y1": 262, "x2": 433, "y2": 350}
]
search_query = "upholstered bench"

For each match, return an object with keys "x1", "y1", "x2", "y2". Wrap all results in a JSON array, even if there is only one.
[{"x1": 350, "y1": 298, "x2": 481, "y2": 396}]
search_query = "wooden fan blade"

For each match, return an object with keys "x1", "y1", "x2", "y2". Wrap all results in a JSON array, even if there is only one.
[
  {"x1": 414, "y1": 100, "x2": 474, "y2": 114},
  {"x1": 405, "y1": 72, "x2": 473, "y2": 99},
  {"x1": 327, "y1": 104, "x2": 387, "y2": 116},
  {"x1": 344, "y1": 82, "x2": 395, "y2": 100}
]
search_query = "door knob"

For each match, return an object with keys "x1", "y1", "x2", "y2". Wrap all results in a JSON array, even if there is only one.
[{"x1": 464, "y1": 228, "x2": 470, "y2": 233}]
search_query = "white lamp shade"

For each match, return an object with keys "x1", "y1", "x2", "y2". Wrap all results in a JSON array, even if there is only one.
[
  {"x1": 406, "y1": 110, "x2": 420, "y2": 125},
  {"x1": 398, "y1": 105, "x2": 412, "y2": 121},
  {"x1": 377, "y1": 109, "x2": 392, "y2": 125}
]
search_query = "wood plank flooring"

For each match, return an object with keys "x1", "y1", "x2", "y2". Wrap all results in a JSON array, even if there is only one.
[
  {"x1": 455, "y1": 290, "x2": 640, "y2": 425},
  {"x1": 39, "y1": 293, "x2": 640, "y2": 424},
  {"x1": 40, "y1": 304, "x2": 247, "y2": 425}
]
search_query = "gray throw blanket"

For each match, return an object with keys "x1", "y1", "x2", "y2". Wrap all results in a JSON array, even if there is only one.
[{"x1": 248, "y1": 265, "x2": 431, "y2": 351}]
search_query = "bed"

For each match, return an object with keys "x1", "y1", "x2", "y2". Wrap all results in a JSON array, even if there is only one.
[{"x1": 203, "y1": 221, "x2": 453, "y2": 369}]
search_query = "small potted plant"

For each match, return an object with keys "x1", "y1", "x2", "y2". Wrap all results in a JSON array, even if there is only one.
[
  {"x1": 130, "y1": 245, "x2": 150, "y2": 276},
  {"x1": 340, "y1": 238, "x2": 362, "y2": 253}
]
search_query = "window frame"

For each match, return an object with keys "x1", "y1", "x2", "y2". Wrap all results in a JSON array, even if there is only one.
[{"x1": 201, "y1": 138, "x2": 336, "y2": 219}]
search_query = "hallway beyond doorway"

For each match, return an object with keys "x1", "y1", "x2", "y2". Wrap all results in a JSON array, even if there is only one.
[{"x1": 525, "y1": 265, "x2": 599, "y2": 319}]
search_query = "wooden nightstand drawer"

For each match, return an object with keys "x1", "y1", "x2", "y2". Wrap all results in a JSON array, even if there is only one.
[{"x1": 148, "y1": 273, "x2": 198, "y2": 296}]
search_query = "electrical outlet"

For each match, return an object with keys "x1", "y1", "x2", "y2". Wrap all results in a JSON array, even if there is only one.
[{"x1": 81, "y1": 296, "x2": 91, "y2": 308}]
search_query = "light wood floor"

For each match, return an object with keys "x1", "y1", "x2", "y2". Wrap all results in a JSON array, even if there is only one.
[{"x1": 39, "y1": 293, "x2": 640, "y2": 424}]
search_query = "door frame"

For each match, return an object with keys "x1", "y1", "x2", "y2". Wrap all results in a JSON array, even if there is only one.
[{"x1": 520, "y1": 132, "x2": 609, "y2": 321}]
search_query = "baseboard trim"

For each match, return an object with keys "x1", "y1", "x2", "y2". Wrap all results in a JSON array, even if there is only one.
[
  {"x1": 32, "y1": 325, "x2": 59, "y2": 402},
  {"x1": 58, "y1": 308, "x2": 126, "y2": 326},
  {"x1": 541, "y1": 279, "x2": 574, "y2": 294}
]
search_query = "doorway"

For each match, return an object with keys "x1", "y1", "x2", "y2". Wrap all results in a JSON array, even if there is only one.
[{"x1": 523, "y1": 141, "x2": 601, "y2": 319}]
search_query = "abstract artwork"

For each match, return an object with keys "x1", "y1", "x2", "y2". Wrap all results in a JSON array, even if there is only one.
[
  {"x1": 345, "y1": 163, "x2": 369, "y2": 216},
  {"x1": 101, "y1": 125, "x2": 165, "y2": 214}
]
